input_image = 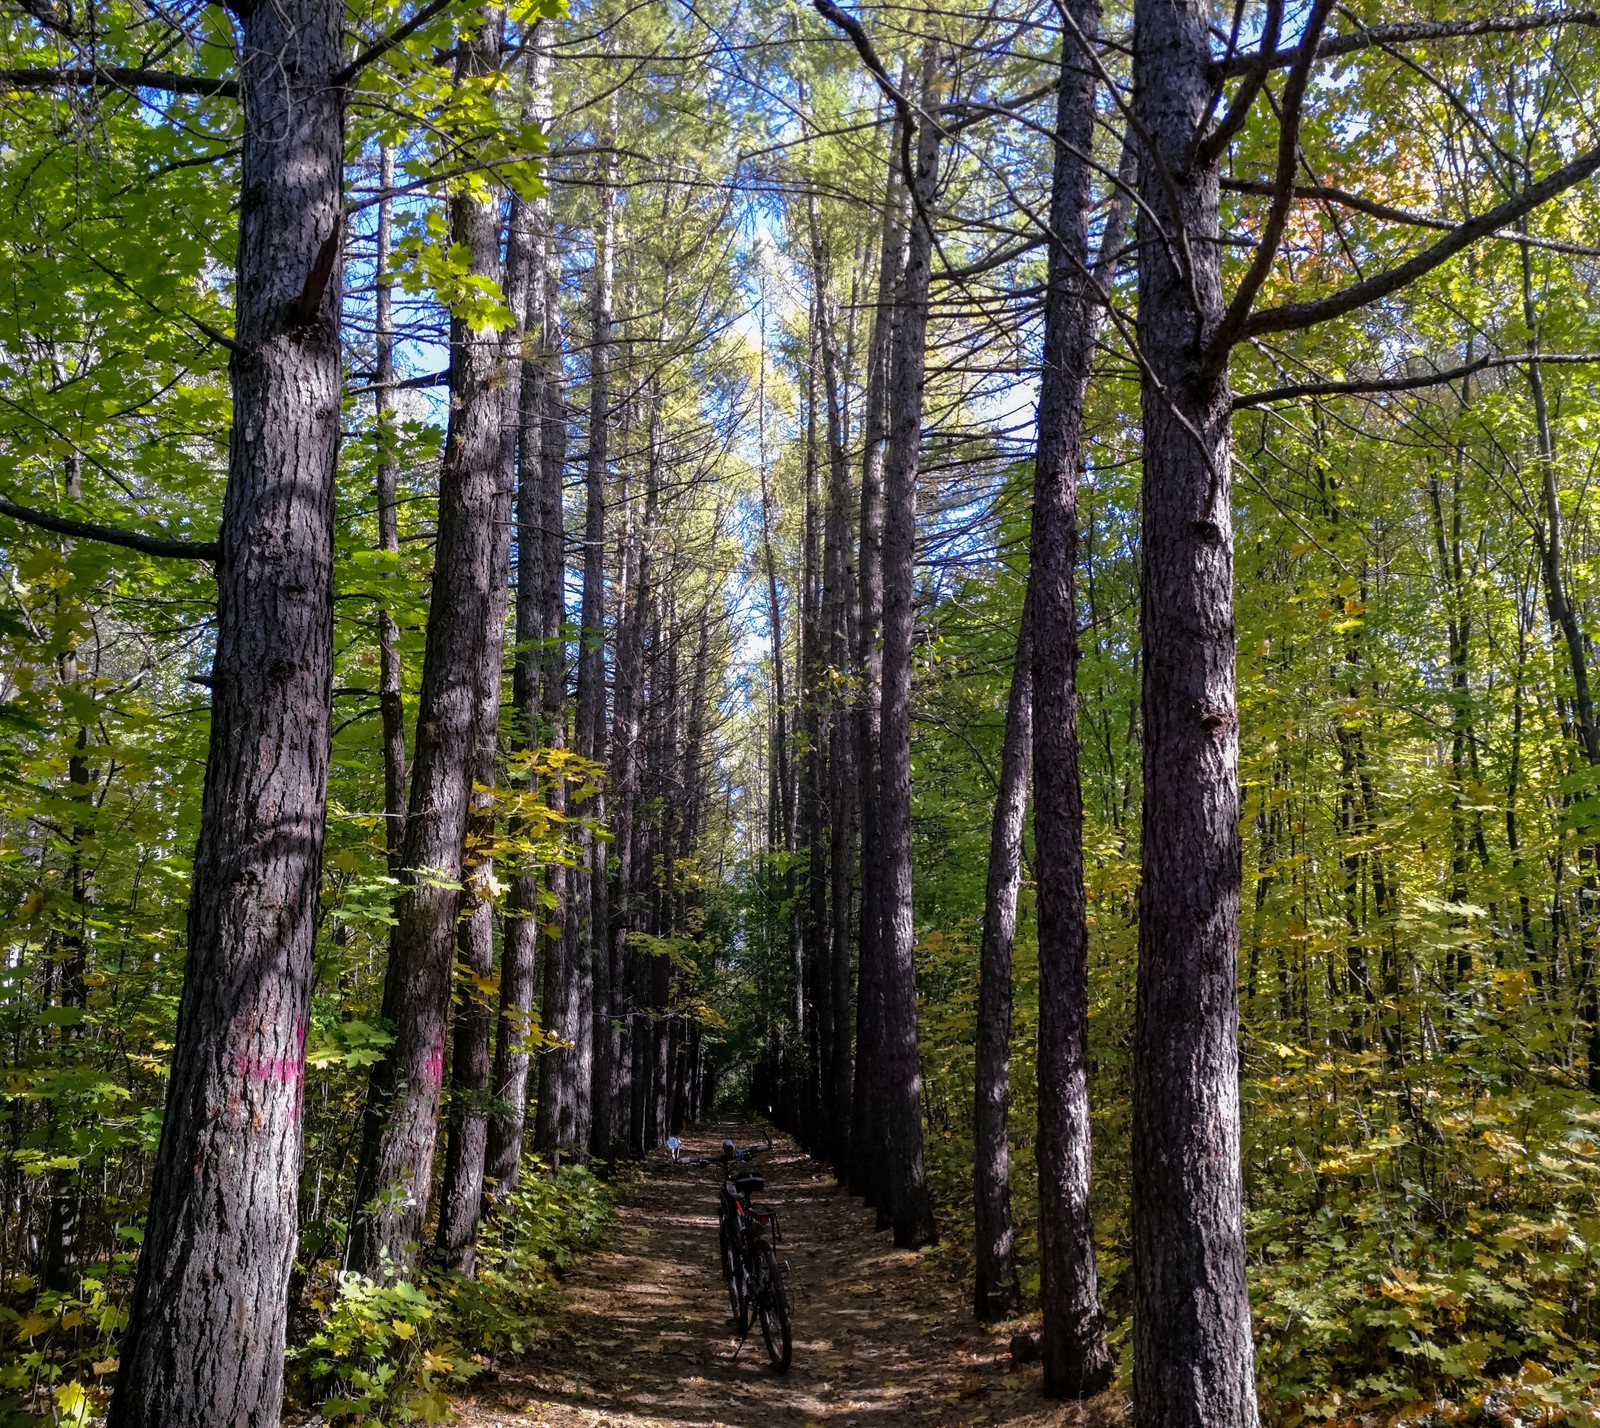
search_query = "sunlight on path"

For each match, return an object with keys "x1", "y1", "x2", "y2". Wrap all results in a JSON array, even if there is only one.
[{"x1": 457, "y1": 1128, "x2": 1124, "y2": 1428}]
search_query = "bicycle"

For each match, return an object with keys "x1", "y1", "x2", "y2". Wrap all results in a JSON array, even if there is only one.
[{"x1": 669, "y1": 1132, "x2": 793, "y2": 1372}]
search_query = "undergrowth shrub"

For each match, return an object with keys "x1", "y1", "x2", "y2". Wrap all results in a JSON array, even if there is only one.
[
  {"x1": 0, "y1": 1162, "x2": 610, "y2": 1426},
  {"x1": 289, "y1": 1163, "x2": 612, "y2": 1424}
]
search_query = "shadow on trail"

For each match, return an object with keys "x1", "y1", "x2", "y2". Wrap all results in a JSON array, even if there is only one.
[{"x1": 459, "y1": 1125, "x2": 1124, "y2": 1428}]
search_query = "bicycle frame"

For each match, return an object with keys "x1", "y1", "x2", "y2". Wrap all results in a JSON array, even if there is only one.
[{"x1": 672, "y1": 1134, "x2": 792, "y2": 1371}]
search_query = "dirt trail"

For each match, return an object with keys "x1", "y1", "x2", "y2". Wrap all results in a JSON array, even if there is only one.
[{"x1": 458, "y1": 1126, "x2": 1124, "y2": 1428}]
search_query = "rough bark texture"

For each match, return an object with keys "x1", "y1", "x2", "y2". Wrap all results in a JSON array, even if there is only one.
[
  {"x1": 973, "y1": 591, "x2": 1029, "y2": 1323},
  {"x1": 575, "y1": 134, "x2": 615, "y2": 1158},
  {"x1": 816, "y1": 245, "x2": 859, "y2": 1171},
  {"x1": 108, "y1": 0, "x2": 342, "y2": 1416},
  {"x1": 850, "y1": 126, "x2": 908, "y2": 1210},
  {"x1": 436, "y1": 116, "x2": 529, "y2": 1259},
  {"x1": 1130, "y1": 0, "x2": 1257, "y2": 1415},
  {"x1": 347, "y1": 9, "x2": 514, "y2": 1274},
  {"x1": 875, "y1": 56, "x2": 939, "y2": 1250},
  {"x1": 1030, "y1": 13, "x2": 1115, "y2": 1396},
  {"x1": 532, "y1": 239, "x2": 572, "y2": 1156},
  {"x1": 486, "y1": 26, "x2": 555, "y2": 1199}
]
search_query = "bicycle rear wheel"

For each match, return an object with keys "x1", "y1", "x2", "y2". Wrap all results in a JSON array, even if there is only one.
[{"x1": 754, "y1": 1241, "x2": 792, "y2": 1372}]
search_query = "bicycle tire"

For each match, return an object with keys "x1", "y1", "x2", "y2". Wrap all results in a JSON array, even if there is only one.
[{"x1": 754, "y1": 1241, "x2": 792, "y2": 1372}]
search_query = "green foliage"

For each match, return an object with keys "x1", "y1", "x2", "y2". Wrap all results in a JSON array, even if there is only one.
[{"x1": 290, "y1": 1165, "x2": 611, "y2": 1425}]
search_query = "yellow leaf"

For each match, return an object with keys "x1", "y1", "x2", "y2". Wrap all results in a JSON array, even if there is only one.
[
  {"x1": 392, "y1": 1319, "x2": 417, "y2": 1340},
  {"x1": 13, "y1": 1311, "x2": 51, "y2": 1340}
]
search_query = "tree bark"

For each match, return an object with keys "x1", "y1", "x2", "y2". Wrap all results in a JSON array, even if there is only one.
[
  {"x1": 347, "y1": 8, "x2": 516, "y2": 1274},
  {"x1": 576, "y1": 128, "x2": 616, "y2": 1158},
  {"x1": 875, "y1": 49, "x2": 939, "y2": 1250},
  {"x1": 973, "y1": 590, "x2": 1029, "y2": 1322},
  {"x1": 487, "y1": 21, "x2": 555, "y2": 1199},
  {"x1": 1130, "y1": 0, "x2": 1257, "y2": 1413},
  {"x1": 109, "y1": 0, "x2": 343, "y2": 1415},
  {"x1": 813, "y1": 210, "x2": 859, "y2": 1171},
  {"x1": 531, "y1": 234, "x2": 573, "y2": 1157},
  {"x1": 1030, "y1": 13, "x2": 1113, "y2": 1394},
  {"x1": 851, "y1": 114, "x2": 909, "y2": 1211}
]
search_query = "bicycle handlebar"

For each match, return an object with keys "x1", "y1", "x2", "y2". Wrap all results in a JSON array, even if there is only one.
[{"x1": 670, "y1": 1130, "x2": 773, "y2": 1169}]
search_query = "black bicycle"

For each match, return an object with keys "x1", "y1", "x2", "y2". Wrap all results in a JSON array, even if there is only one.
[{"x1": 670, "y1": 1132, "x2": 793, "y2": 1372}]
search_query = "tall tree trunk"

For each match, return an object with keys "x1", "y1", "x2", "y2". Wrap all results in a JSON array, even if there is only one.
[
  {"x1": 347, "y1": 8, "x2": 515, "y2": 1273},
  {"x1": 432, "y1": 557, "x2": 510, "y2": 1269},
  {"x1": 851, "y1": 112, "x2": 909, "y2": 1211},
  {"x1": 973, "y1": 589, "x2": 1029, "y2": 1322},
  {"x1": 1030, "y1": 15, "x2": 1114, "y2": 1393},
  {"x1": 532, "y1": 237, "x2": 572, "y2": 1156},
  {"x1": 488, "y1": 27, "x2": 555, "y2": 1198},
  {"x1": 435, "y1": 63, "x2": 538, "y2": 1259},
  {"x1": 1521, "y1": 232, "x2": 1600, "y2": 1088},
  {"x1": 109, "y1": 0, "x2": 343, "y2": 1415},
  {"x1": 1130, "y1": 0, "x2": 1257, "y2": 1413},
  {"x1": 875, "y1": 50, "x2": 939, "y2": 1250},
  {"x1": 611, "y1": 383, "x2": 659, "y2": 1159},
  {"x1": 577, "y1": 130, "x2": 616, "y2": 1158},
  {"x1": 814, "y1": 212, "x2": 859, "y2": 1172},
  {"x1": 801, "y1": 327, "x2": 831, "y2": 1153},
  {"x1": 376, "y1": 144, "x2": 408, "y2": 872},
  {"x1": 44, "y1": 457, "x2": 91, "y2": 1294}
]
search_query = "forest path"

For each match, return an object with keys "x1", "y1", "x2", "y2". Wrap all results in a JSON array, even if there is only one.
[{"x1": 457, "y1": 1125, "x2": 1122, "y2": 1428}]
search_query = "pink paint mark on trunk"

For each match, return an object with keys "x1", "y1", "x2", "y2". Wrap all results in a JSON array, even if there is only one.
[{"x1": 234, "y1": 1051, "x2": 304, "y2": 1086}]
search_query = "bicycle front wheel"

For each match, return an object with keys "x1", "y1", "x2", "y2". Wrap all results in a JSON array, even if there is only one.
[
  {"x1": 721, "y1": 1220, "x2": 747, "y2": 1332},
  {"x1": 754, "y1": 1241, "x2": 792, "y2": 1372}
]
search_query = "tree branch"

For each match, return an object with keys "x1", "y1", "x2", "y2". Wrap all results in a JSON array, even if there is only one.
[
  {"x1": 336, "y1": 0, "x2": 462, "y2": 87},
  {"x1": 1205, "y1": 0, "x2": 1335, "y2": 372},
  {"x1": 1222, "y1": 174, "x2": 1600, "y2": 255},
  {"x1": 1239, "y1": 141, "x2": 1600, "y2": 339},
  {"x1": 1215, "y1": 8, "x2": 1600, "y2": 78},
  {"x1": 0, "y1": 497, "x2": 219, "y2": 560},
  {"x1": 1196, "y1": 0, "x2": 1283, "y2": 166},
  {"x1": 1234, "y1": 350, "x2": 1600, "y2": 408},
  {"x1": 0, "y1": 65, "x2": 237, "y2": 98}
]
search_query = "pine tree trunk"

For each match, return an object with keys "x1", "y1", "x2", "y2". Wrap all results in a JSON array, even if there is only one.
[
  {"x1": 436, "y1": 80, "x2": 535, "y2": 1257},
  {"x1": 814, "y1": 219, "x2": 859, "y2": 1172},
  {"x1": 532, "y1": 240, "x2": 572, "y2": 1157},
  {"x1": 973, "y1": 590, "x2": 1029, "y2": 1322},
  {"x1": 1031, "y1": 13, "x2": 1113, "y2": 1393},
  {"x1": 1130, "y1": 0, "x2": 1257, "y2": 1413},
  {"x1": 433, "y1": 603, "x2": 509, "y2": 1269},
  {"x1": 851, "y1": 121, "x2": 909, "y2": 1211},
  {"x1": 347, "y1": 9, "x2": 515, "y2": 1274},
  {"x1": 488, "y1": 32, "x2": 555, "y2": 1197},
  {"x1": 108, "y1": 0, "x2": 343, "y2": 1415},
  {"x1": 876, "y1": 54, "x2": 939, "y2": 1250},
  {"x1": 575, "y1": 135, "x2": 616, "y2": 1158}
]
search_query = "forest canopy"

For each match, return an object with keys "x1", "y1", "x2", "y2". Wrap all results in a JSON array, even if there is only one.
[{"x1": 2, "y1": 0, "x2": 1600, "y2": 1423}]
